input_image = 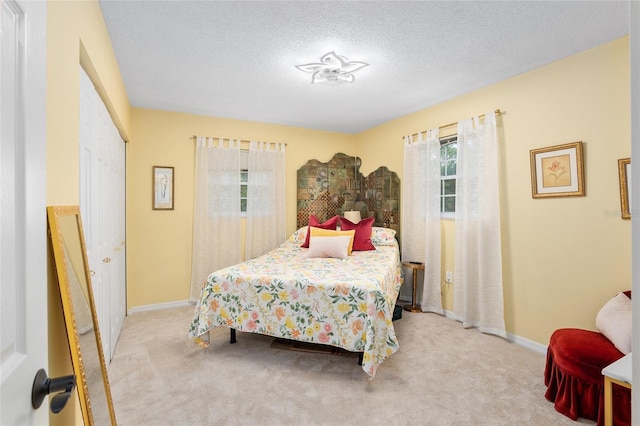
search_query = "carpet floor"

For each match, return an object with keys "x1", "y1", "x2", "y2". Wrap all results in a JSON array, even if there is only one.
[{"x1": 107, "y1": 304, "x2": 594, "y2": 425}]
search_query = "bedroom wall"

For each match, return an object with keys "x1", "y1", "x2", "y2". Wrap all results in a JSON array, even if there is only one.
[
  {"x1": 47, "y1": 1, "x2": 131, "y2": 424},
  {"x1": 126, "y1": 109, "x2": 356, "y2": 308},
  {"x1": 39, "y1": 0, "x2": 632, "y2": 420},
  {"x1": 356, "y1": 36, "x2": 631, "y2": 346}
]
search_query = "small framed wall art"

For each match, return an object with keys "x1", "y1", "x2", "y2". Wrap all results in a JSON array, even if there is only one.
[
  {"x1": 153, "y1": 166, "x2": 174, "y2": 210},
  {"x1": 530, "y1": 141, "x2": 585, "y2": 198},
  {"x1": 618, "y1": 158, "x2": 631, "y2": 219}
]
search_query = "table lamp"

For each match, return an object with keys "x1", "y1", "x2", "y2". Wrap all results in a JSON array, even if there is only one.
[{"x1": 344, "y1": 210, "x2": 361, "y2": 223}]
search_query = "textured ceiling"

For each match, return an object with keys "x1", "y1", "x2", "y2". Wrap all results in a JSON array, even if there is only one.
[{"x1": 99, "y1": 1, "x2": 629, "y2": 134}]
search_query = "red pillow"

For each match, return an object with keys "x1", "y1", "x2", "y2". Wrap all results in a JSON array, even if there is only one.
[
  {"x1": 339, "y1": 216, "x2": 375, "y2": 251},
  {"x1": 302, "y1": 215, "x2": 339, "y2": 248}
]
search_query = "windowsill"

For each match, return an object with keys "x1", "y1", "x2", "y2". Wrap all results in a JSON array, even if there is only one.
[{"x1": 441, "y1": 213, "x2": 455, "y2": 221}]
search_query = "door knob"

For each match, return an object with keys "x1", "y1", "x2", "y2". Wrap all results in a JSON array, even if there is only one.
[
  {"x1": 31, "y1": 368, "x2": 76, "y2": 413},
  {"x1": 103, "y1": 257, "x2": 111, "y2": 263}
]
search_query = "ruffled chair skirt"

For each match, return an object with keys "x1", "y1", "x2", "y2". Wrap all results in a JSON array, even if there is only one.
[{"x1": 544, "y1": 328, "x2": 630, "y2": 425}]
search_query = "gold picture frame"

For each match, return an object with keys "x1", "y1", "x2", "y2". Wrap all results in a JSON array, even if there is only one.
[
  {"x1": 530, "y1": 141, "x2": 585, "y2": 198},
  {"x1": 152, "y1": 166, "x2": 174, "y2": 210},
  {"x1": 618, "y1": 158, "x2": 631, "y2": 219},
  {"x1": 47, "y1": 206, "x2": 118, "y2": 425}
]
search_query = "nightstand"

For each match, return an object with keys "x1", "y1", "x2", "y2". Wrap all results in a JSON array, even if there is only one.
[{"x1": 402, "y1": 261, "x2": 424, "y2": 313}]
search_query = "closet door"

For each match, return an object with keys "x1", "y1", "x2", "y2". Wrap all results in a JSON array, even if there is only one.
[
  {"x1": 79, "y1": 66, "x2": 126, "y2": 362},
  {"x1": 105, "y1": 118, "x2": 126, "y2": 360}
]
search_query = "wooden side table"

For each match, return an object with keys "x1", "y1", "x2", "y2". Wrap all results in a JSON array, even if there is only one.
[
  {"x1": 602, "y1": 352, "x2": 632, "y2": 426},
  {"x1": 402, "y1": 261, "x2": 424, "y2": 312}
]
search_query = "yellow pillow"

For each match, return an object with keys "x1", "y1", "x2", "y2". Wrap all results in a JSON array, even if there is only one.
[{"x1": 309, "y1": 227, "x2": 355, "y2": 255}]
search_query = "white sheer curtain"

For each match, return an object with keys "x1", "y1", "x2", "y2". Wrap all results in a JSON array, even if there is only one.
[
  {"x1": 402, "y1": 129, "x2": 443, "y2": 314},
  {"x1": 189, "y1": 137, "x2": 242, "y2": 301},
  {"x1": 453, "y1": 112, "x2": 506, "y2": 338},
  {"x1": 245, "y1": 141, "x2": 286, "y2": 259}
]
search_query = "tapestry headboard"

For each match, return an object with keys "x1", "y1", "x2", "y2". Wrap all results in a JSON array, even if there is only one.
[{"x1": 296, "y1": 153, "x2": 400, "y2": 232}]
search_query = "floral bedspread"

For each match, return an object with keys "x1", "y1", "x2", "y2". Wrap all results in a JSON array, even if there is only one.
[{"x1": 189, "y1": 239, "x2": 403, "y2": 378}]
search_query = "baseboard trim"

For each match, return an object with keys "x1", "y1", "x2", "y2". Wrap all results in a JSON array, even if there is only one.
[
  {"x1": 506, "y1": 332, "x2": 547, "y2": 354},
  {"x1": 128, "y1": 300, "x2": 193, "y2": 315},
  {"x1": 440, "y1": 309, "x2": 547, "y2": 354}
]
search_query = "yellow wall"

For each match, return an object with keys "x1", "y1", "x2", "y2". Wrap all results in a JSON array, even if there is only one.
[
  {"x1": 45, "y1": 4, "x2": 631, "y2": 405},
  {"x1": 126, "y1": 109, "x2": 356, "y2": 307},
  {"x1": 357, "y1": 36, "x2": 631, "y2": 343},
  {"x1": 127, "y1": 38, "x2": 631, "y2": 347},
  {"x1": 46, "y1": 0, "x2": 130, "y2": 424}
]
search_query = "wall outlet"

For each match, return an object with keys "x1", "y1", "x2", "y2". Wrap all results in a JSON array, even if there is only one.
[{"x1": 445, "y1": 271, "x2": 453, "y2": 283}]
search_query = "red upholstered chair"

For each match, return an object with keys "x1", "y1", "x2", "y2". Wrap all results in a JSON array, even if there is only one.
[{"x1": 544, "y1": 291, "x2": 631, "y2": 425}]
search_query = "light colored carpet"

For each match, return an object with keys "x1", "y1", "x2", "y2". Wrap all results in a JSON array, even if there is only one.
[{"x1": 107, "y1": 305, "x2": 594, "y2": 425}]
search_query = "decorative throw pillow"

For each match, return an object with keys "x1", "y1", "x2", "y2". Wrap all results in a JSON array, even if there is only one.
[
  {"x1": 339, "y1": 216, "x2": 375, "y2": 251},
  {"x1": 309, "y1": 227, "x2": 355, "y2": 255},
  {"x1": 306, "y1": 235, "x2": 353, "y2": 259},
  {"x1": 289, "y1": 226, "x2": 308, "y2": 245},
  {"x1": 595, "y1": 292, "x2": 632, "y2": 355},
  {"x1": 302, "y1": 215, "x2": 339, "y2": 248},
  {"x1": 371, "y1": 227, "x2": 397, "y2": 246}
]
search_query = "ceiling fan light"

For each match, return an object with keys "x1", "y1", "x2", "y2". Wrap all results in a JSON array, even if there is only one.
[{"x1": 296, "y1": 51, "x2": 369, "y2": 85}]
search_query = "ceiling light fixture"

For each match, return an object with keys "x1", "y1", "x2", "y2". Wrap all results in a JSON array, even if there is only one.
[{"x1": 295, "y1": 51, "x2": 369, "y2": 85}]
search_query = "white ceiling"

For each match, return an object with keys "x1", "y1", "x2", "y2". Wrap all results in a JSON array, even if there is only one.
[{"x1": 99, "y1": 1, "x2": 629, "y2": 134}]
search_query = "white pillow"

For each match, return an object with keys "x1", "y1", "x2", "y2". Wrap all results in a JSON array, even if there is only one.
[
  {"x1": 306, "y1": 236, "x2": 352, "y2": 259},
  {"x1": 595, "y1": 292, "x2": 632, "y2": 355},
  {"x1": 288, "y1": 226, "x2": 308, "y2": 245},
  {"x1": 371, "y1": 227, "x2": 397, "y2": 246}
]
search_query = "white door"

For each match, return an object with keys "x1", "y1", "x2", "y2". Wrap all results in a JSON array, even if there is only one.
[
  {"x1": 0, "y1": 0, "x2": 48, "y2": 424},
  {"x1": 79, "y1": 67, "x2": 126, "y2": 362},
  {"x1": 106, "y1": 124, "x2": 126, "y2": 360}
]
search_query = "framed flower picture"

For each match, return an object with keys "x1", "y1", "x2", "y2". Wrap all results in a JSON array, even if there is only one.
[
  {"x1": 530, "y1": 141, "x2": 585, "y2": 198},
  {"x1": 618, "y1": 158, "x2": 631, "y2": 219}
]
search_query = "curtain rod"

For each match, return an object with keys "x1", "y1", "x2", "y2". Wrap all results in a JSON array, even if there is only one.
[
  {"x1": 408, "y1": 109, "x2": 503, "y2": 141},
  {"x1": 192, "y1": 135, "x2": 287, "y2": 146}
]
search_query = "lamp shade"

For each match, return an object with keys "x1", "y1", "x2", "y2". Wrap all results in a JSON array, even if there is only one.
[{"x1": 344, "y1": 210, "x2": 361, "y2": 224}]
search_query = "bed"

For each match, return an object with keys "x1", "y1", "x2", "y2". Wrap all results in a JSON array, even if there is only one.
[{"x1": 189, "y1": 224, "x2": 403, "y2": 378}]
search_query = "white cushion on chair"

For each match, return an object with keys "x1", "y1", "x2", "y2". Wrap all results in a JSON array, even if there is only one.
[{"x1": 595, "y1": 292, "x2": 632, "y2": 355}]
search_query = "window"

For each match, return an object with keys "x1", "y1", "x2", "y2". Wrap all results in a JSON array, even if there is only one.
[
  {"x1": 440, "y1": 136, "x2": 457, "y2": 216},
  {"x1": 240, "y1": 169, "x2": 248, "y2": 213},
  {"x1": 240, "y1": 150, "x2": 249, "y2": 213},
  {"x1": 239, "y1": 151, "x2": 273, "y2": 214}
]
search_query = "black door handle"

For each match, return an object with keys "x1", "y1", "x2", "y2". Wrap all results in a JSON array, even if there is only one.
[{"x1": 31, "y1": 368, "x2": 76, "y2": 413}]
